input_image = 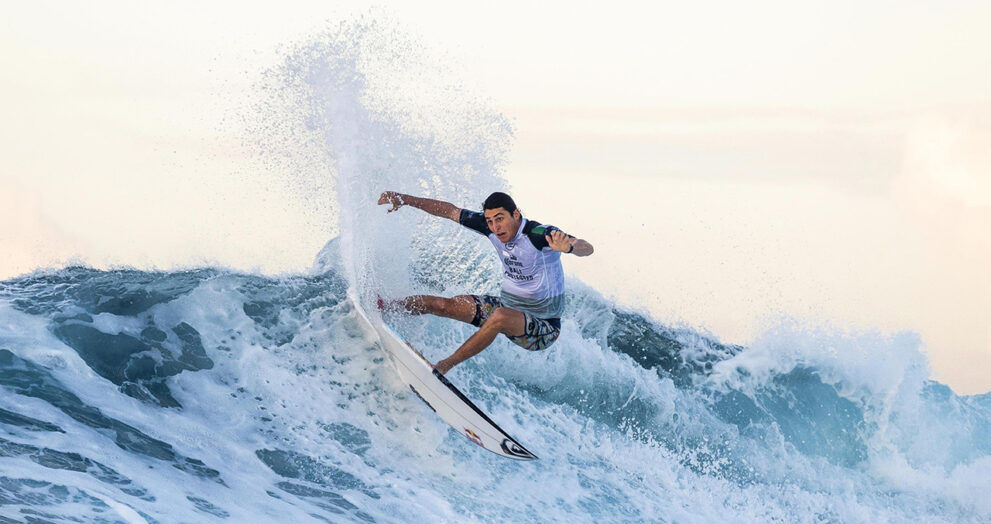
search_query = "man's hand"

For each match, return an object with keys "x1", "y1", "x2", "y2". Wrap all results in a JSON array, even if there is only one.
[
  {"x1": 547, "y1": 229, "x2": 594, "y2": 256},
  {"x1": 378, "y1": 191, "x2": 405, "y2": 212},
  {"x1": 546, "y1": 230, "x2": 575, "y2": 253},
  {"x1": 434, "y1": 358, "x2": 454, "y2": 375}
]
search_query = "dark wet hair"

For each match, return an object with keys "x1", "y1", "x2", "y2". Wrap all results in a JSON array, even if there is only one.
[{"x1": 482, "y1": 192, "x2": 517, "y2": 214}]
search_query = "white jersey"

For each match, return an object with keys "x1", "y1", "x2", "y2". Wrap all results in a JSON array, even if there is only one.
[{"x1": 459, "y1": 210, "x2": 568, "y2": 318}]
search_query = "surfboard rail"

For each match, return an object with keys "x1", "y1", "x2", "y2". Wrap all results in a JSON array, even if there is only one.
[{"x1": 350, "y1": 295, "x2": 537, "y2": 461}]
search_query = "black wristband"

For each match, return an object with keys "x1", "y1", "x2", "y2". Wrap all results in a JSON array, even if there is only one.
[{"x1": 567, "y1": 244, "x2": 574, "y2": 254}]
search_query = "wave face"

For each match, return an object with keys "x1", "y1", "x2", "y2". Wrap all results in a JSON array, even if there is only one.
[
  {"x1": 1, "y1": 267, "x2": 989, "y2": 522},
  {"x1": 3, "y1": 19, "x2": 989, "y2": 523}
]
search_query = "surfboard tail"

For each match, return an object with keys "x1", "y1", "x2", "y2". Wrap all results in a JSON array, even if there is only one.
[
  {"x1": 432, "y1": 369, "x2": 538, "y2": 460},
  {"x1": 350, "y1": 293, "x2": 538, "y2": 461}
]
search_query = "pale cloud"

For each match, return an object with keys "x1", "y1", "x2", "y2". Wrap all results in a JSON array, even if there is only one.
[
  {"x1": 0, "y1": 180, "x2": 85, "y2": 279},
  {"x1": 889, "y1": 115, "x2": 991, "y2": 392}
]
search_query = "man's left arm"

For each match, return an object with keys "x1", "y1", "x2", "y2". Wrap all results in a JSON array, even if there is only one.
[{"x1": 546, "y1": 230, "x2": 594, "y2": 257}]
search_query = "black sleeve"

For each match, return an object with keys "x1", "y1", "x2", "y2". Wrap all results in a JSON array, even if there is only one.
[
  {"x1": 458, "y1": 209, "x2": 490, "y2": 236},
  {"x1": 524, "y1": 220, "x2": 572, "y2": 250}
]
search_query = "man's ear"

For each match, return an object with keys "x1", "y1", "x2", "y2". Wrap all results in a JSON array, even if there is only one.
[{"x1": 513, "y1": 209, "x2": 521, "y2": 221}]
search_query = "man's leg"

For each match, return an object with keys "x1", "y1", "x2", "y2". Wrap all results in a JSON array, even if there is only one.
[
  {"x1": 386, "y1": 295, "x2": 476, "y2": 325},
  {"x1": 434, "y1": 307, "x2": 526, "y2": 375}
]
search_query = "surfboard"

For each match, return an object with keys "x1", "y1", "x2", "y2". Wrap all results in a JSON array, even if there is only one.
[{"x1": 350, "y1": 294, "x2": 537, "y2": 461}]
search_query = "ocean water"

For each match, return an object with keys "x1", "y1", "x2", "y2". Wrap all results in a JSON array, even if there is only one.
[{"x1": 2, "y1": 19, "x2": 990, "y2": 524}]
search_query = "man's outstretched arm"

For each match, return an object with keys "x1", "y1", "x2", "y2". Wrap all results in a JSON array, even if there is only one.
[{"x1": 378, "y1": 191, "x2": 460, "y2": 222}]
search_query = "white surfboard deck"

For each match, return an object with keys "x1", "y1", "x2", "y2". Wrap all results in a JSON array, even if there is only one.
[{"x1": 350, "y1": 294, "x2": 537, "y2": 461}]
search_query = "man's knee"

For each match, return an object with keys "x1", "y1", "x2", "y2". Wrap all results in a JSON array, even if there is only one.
[{"x1": 486, "y1": 307, "x2": 516, "y2": 330}]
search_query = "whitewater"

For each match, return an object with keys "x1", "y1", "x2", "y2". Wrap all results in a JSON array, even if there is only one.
[{"x1": 2, "y1": 20, "x2": 990, "y2": 523}]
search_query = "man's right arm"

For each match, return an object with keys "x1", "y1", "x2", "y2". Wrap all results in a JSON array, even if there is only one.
[{"x1": 377, "y1": 191, "x2": 460, "y2": 222}]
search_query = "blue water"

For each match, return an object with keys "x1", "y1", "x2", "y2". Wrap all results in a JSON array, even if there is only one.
[{"x1": 2, "y1": 19, "x2": 989, "y2": 523}]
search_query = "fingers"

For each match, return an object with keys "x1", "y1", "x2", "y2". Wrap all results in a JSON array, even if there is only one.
[
  {"x1": 545, "y1": 231, "x2": 572, "y2": 251},
  {"x1": 378, "y1": 191, "x2": 401, "y2": 212}
]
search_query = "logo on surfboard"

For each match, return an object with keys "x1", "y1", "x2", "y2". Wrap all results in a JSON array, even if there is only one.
[
  {"x1": 500, "y1": 438, "x2": 536, "y2": 459},
  {"x1": 464, "y1": 428, "x2": 484, "y2": 447}
]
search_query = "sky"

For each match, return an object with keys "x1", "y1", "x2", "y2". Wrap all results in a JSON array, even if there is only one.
[{"x1": 1, "y1": 1, "x2": 989, "y2": 393}]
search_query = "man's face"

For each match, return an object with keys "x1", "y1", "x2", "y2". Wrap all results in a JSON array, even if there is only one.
[{"x1": 484, "y1": 207, "x2": 522, "y2": 243}]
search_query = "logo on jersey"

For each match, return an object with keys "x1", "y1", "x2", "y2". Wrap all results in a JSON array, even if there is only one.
[
  {"x1": 505, "y1": 241, "x2": 516, "y2": 250},
  {"x1": 503, "y1": 253, "x2": 532, "y2": 281}
]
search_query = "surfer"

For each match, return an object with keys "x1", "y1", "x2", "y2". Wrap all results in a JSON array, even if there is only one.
[{"x1": 377, "y1": 191, "x2": 593, "y2": 374}]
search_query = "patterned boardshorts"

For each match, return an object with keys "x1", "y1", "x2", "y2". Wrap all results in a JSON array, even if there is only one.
[{"x1": 469, "y1": 295, "x2": 561, "y2": 351}]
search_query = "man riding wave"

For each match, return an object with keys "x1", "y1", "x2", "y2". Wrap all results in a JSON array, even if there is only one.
[{"x1": 377, "y1": 190, "x2": 594, "y2": 374}]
